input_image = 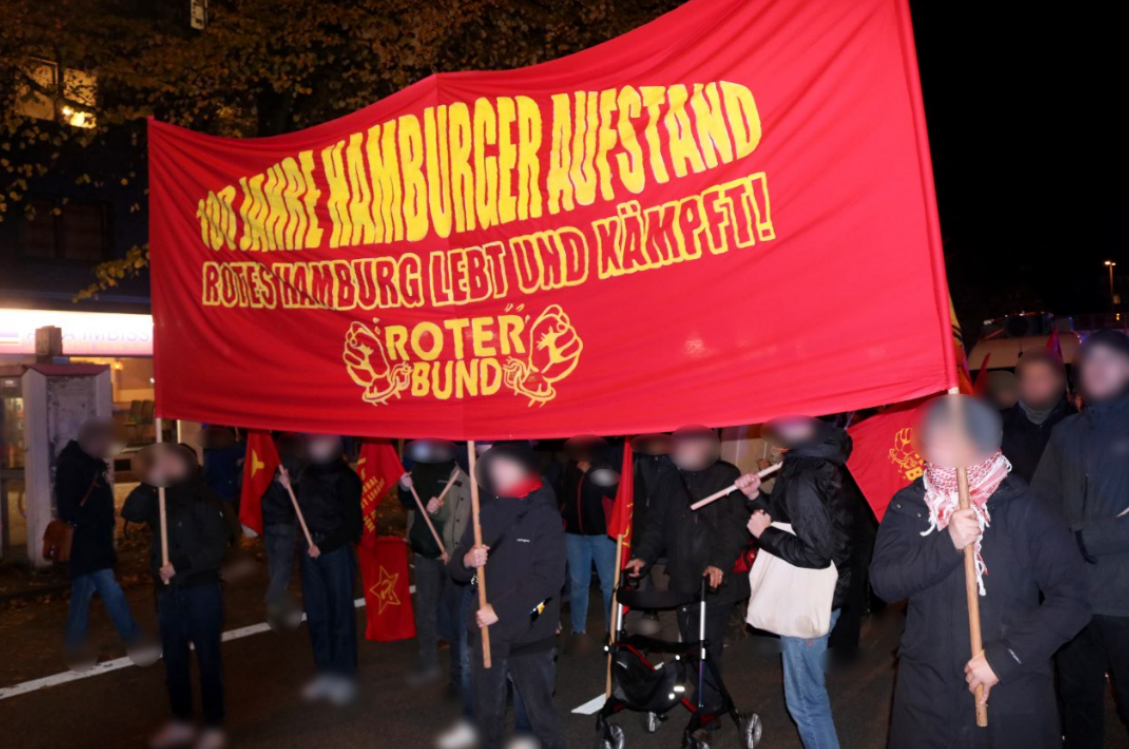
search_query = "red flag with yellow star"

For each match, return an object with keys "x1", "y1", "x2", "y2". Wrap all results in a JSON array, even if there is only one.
[
  {"x1": 359, "y1": 536, "x2": 416, "y2": 642},
  {"x1": 356, "y1": 439, "x2": 405, "y2": 541},
  {"x1": 238, "y1": 430, "x2": 280, "y2": 535}
]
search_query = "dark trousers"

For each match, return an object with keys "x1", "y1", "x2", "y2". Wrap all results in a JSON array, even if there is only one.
[
  {"x1": 472, "y1": 645, "x2": 564, "y2": 749},
  {"x1": 1058, "y1": 614, "x2": 1129, "y2": 749},
  {"x1": 677, "y1": 600, "x2": 732, "y2": 713},
  {"x1": 300, "y1": 544, "x2": 358, "y2": 677},
  {"x1": 158, "y1": 583, "x2": 225, "y2": 727},
  {"x1": 413, "y1": 554, "x2": 445, "y2": 670},
  {"x1": 443, "y1": 578, "x2": 475, "y2": 718},
  {"x1": 263, "y1": 522, "x2": 296, "y2": 604}
]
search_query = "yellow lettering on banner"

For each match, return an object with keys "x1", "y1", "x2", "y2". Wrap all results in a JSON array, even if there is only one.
[
  {"x1": 496, "y1": 97, "x2": 518, "y2": 225},
  {"x1": 593, "y1": 215, "x2": 622, "y2": 280},
  {"x1": 515, "y1": 96, "x2": 542, "y2": 220},
  {"x1": 423, "y1": 107, "x2": 454, "y2": 239},
  {"x1": 448, "y1": 103, "x2": 475, "y2": 233},
  {"x1": 690, "y1": 83, "x2": 734, "y2": 169},
  {"x1": 399, "y1": 115, "x2": 428, "y2": 242},
  {"x1": 665, "y1": 85, "x2": 707, "y2": 178},
  {"x1": 498, "y1": 315, "x2": 526, "y2": 355},
  {"x1": 570, "y1": 92, "x2": 599, "y2": 207},
  {"x1": 367, "y1": 123, "x2": 404, "y2": 244},
  {"x1": 473, "y1": 98, "x2": 500, "y2": 230},
  {"x1": 345, "y1": 132, "x2": 376, "y2": 246},
  {"x1": 262, "y1": 164, "x2": 289, "y2": 250},
  {"x1": 480, "y1": 359, "x2": 503, "y2": 396},
  {"x1": 386, "y1": 325, "x2": 409, "y2": 361},
  {"x1": 471, "y1": 317, "x2": 497, "y2": 357},
  {"x1": 401, "y1": 253, "x2": 425, "y2": 308},
  {"x1": 411, "y1": 321, "x2": 444, "y2": 361},
  {"x1": 721, "y1": 82, "x2": 762, "y2": 159},
  {"x1": 298, "y1": 150, "x2": 323, "y2": 248},
  {"x1": 238, "y1": 174, "x2": 270, "y2": 251},
  {"x1": 321, "y1": 141, "x2": 352, "y2": 249},
  {"x1": 202, "y1": 263, "x2": 221, "y2": 305},
  {"x1": 547, "y1": 94, "x2": 574, "y2": 215},
  {"x1": 429, "y1": 250, "x2": 452, "y2": 307},
  {"x1": 640, "y1": 86, "x2": 670, "y2": 185},
  {"x1": 455, "y1": 360, "x2": 479, "y2": 398},
  {"x1": 595, "y1": 89, "x2": 619, "y2": 202},
  {"x1": 310, "y1": 262, "x2": 337, "y2": 308},
  {"x1": 280, "y1": 158, "x2": 309, "y2": 249},
  {"x1": 411, "y1": 362, "x2": 429, "y2": 396},
  {"x1": 483, "y1": 242, "x2": 509, "y2": 299},
  {"x1": 615, "y1": 87, "x2": 645, "y2": 195},
  {"x1": 443, "y1": 318, "x2": 471, "y2": 360}
]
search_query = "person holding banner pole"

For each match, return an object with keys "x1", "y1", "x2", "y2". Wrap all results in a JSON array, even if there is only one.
[
  {"x1": 449, "y1": 442, "x2": 566, "y2": 749},
  {"x1": 871, "y1": 396, "x2": 1090, "y2": 749},
  {"x1": 279, "y1": 434, "x2": 363, "y2": 706}
]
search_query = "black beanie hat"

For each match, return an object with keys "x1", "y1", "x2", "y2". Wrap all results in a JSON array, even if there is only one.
[{"x1": 1079, "y1": 329, "x2": 1129, "y2": 362}]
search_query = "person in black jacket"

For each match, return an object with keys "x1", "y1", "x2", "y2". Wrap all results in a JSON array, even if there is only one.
[
  {"x1": 260, "y1": 433, "x2": 303, "y2": 610},
  {"x1": 560, "y1": 440, "x2": 618, "y2": 653},
  {"x1": 121, "y1": 444, "x2": 232, "y2": 749},
  {"x1": 1000, "y1": 350, "x2": 1074, "y2": 482},
  {"x1": 626, "y1": 427, "x2": 749, "y2": 715},
  {"x1": 1031, "y1": 329, "x2": 1129, "y2": 749},
  {"x1": 280, "y1": 434, "x2": 363, "y2": 706},
  {"x1": 738, "y1": 418, "x2": 852, "y2": 749},
  {"x1": 873, "y1": 396, "x2": 1091, "y2": 749},
  {"x1": 58, "y1": 418, "x2": 142, "y2": 663},
  {"x1": 449, "y1": 442, "x2": 566, "y2": 749}
]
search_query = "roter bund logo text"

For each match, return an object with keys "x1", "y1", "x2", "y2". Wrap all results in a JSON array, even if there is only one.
[{"x1": 342, "y1": 305, "x2": 582, "y2": 407}]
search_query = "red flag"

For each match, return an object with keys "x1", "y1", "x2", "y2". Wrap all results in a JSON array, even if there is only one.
[
  {"x1": 358, "y1": 536, "x2": 416, "y2": 642},
  {"x1": 972, "y1": 353, "x2": 992, "y2": 396},
  {"x1": 950, "y1": 297, "x2": 975, "y2": 396},
  {"x1": 238, "y1": 430, "x2": 281, "y2": 535},
  {"x1": 1047, "y1": 329, "x2": 1063, "y2": 360},
  {"x1": 607, "y1": 439, "x2": 634, "y2": 566},
  {"x1": 847, "y1": 400, "x2": 927, "y2": 522},
  {"x1": 355, "y1": 439, "x2": 404, "y2": 542}
]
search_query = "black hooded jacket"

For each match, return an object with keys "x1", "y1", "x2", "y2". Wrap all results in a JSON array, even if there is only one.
[
  {"x1": 55, "y1": 440, "x2": 117, "y2": 578},
  {"x1": 1031, "y1": 393, "x2": 1129, "y2": 617},
  {"x1": 751, "y1": 427, "x2": 854, "y2": 609},
  {"x1": 121, "y1": 475, "x2": 230, "y2": 589},
  {"x1": 1000, "y1": 397, "x2": 1074, "y2": 483},
  {"x1": 296, "y1": 459, "x2": 363, "y2": 554},
  {"x1": 871, "y1": 477, "x2": 1091, "y2": 748},
  {"x1": 632, "y1": 459, "x2": 750, "y2": 606},
  {"x1": 450, "y1": 483, "x2": 566, "y2": 658},
  {"x1": 560, "y1": 462, "x2": 616, "y2": 536}
]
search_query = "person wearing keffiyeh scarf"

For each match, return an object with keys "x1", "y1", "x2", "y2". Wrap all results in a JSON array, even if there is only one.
[{"x1": 870, "y1": 396, "x2": 1090, "y2": 749}]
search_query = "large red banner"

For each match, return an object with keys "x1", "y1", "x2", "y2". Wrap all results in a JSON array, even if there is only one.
[{"x1": 150, "y1": 0, "x2": 954, "y2": 439}]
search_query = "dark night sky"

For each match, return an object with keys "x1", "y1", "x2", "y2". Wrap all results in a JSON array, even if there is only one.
[{"x1": 908, "y1": 2, "x2": 1124, "y2": 322}]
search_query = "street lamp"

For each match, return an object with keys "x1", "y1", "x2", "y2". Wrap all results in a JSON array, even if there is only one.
[{"x1": 1105, "y1": 260, "x2": 1118, "y2": 309}]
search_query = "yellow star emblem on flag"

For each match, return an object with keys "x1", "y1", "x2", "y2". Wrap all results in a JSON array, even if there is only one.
[
  {"x1": 370, "y1": 566, "x2": 401, "y2": 613},
  {"x1": 249, "y1": 449, "x2": 265, "y2": 477}
]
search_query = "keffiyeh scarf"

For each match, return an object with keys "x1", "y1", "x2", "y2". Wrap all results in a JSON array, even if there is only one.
[{"x1": 921, "y1": 451, "x2": 1011, "y2": 596}]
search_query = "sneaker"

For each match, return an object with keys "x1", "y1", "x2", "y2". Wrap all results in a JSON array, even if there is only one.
[
  {"x1": 506, "y1": 737, "x2": 540, "y2": 749},
  {"x1": 193, "y1": 728, "x2": 227, "y2": 749},
  {"x1": 127, "y1": 634, "x2": 162, "y2": 668},
  {"x1": 149, "y1": 721, "x2": 196, "y2": 749},
  {"x1": 326, "y1": 675, "x2": 358, "y2": 707},
  {"x1": 301, "y1": 674, "x2": 333, "y2": 702},
  {"x1": 436, "y1": 720, "x2": 478, "y2": 749}
]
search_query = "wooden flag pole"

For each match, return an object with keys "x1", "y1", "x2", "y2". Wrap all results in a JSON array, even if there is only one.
[
  {"x1": 467, "y1": 440, "x2": 491, "y2": 669},
  {"x1": 606, "y1": 533, "x2": 625, "y2": 699},
  {"x1": 155, "y1": 417, "x2": 170, "y2": 584},
  {"x1": 434, "y1": 468, "x2": 459, "y2": 506},
  {"x1": 409, "y1": 483, "x2": 447, "y2": 557},
  {"x1": 279, "y1": 466, "x2": 315, "y2": 550},
  {"x1": 690, "y1": 462, "x2": 783, "y2": 511},
  {"x1": 948, "y1": 386, "x2": 989, "y2": 728}
]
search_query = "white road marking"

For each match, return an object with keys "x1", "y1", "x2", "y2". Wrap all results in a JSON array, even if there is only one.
[
  {"x1": 571, "y1": 693, "x2": 607, "y2": 715},
  {"x1": 0, "y1": 587, "x2": 414, "y2": 701}
]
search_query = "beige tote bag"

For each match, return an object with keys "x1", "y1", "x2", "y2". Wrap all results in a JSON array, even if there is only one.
[{"x1": 745, "y1": 522, "x2": 837, "y2": 639}]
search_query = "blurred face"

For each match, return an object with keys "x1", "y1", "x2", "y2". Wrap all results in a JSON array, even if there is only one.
[
  {"x1": 488, "y1": 455, "x2": 528, "y2": 495},
  {"x1": 307, "y1": 435, "x2": 341, "y2": 464},
  {"x1": 1018, "y1": 361, "x2": 1063, "y2": 409},
  {"x1": 671, "y1": 435, "x2": 718, "y2": 471},
  {"x1": 147, "y1": 448, "x2": 193, "y2": 486},
  {"x1": 1080, "y1": 346, "x2": 1129, "y2": 402},
  {"x1": 78, "y1": 420, "x2": 114, "y2": 460},
  {"x1": 773, "y1": 418, "x2": 816, "y2": 446}
]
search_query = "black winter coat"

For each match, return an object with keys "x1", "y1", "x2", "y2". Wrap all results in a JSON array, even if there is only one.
[
  {"x1": 752, "y1": 428, "x2": 854, "y2": 609},
  {"x1": 55, "y1": 440, "x2": 116, "y2": 578},
  {"x1": 1031, "y1": 393, "x2": 1129, "y2": 617},
  {"x1": 871, "y1": 477, "x2": 1091, "y2": 749},
  {"x1": 1000, "y1": 398, "x2": 1074, "y2": 483},
  {"x1": 295, "y1": 460, "x2": 363, "y2": 554},
  {"x1": 632, "y1": 460, "x2": 750, "y2": 606},
  {"x1": 260, "y1": 455, "x2": 301, "y2": 528},
  {"x1": 121, "y1": 477, "x2": 230, "y2": 589},
  {"x1": 560, "y1": 462, "x2": 615, "y2": 536},
  {"x1": 450, "y1": 484, "x2": 565, "y2": 657}
]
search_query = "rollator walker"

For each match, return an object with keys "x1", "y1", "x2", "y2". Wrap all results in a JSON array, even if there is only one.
[{"x1": 595, "y1": 577, "x2": 762, "y2": 749}]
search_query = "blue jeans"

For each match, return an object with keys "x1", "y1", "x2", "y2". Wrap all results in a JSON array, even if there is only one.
[
  {"x1": 263, "y1": 522, "x2": 296, "y2": 604},
  {"x1": 64, "y1": 568, "x2": 139, "y2": 651},
  {"x1": 780, "y1": 609, "x2": 841, "y2": 749},
  {"x1": 565, "y1": 534, "x2": 617, "y2": 635},
  {"x1": 300, "y1": 545, "x2": 358, "y2": 677}
]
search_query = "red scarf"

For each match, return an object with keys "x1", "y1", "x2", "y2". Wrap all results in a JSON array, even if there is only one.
[{"x1": 504, "y1": 476, "x2": 543, "y2": 499}]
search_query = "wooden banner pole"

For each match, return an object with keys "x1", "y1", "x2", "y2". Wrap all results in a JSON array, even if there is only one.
[
  {"x1": 689, "y1": 462, "x2": 782, "y2": 511},
  {"x1": 467, "y1": 440, "x2": 492, "y2": 669},
  {"x1": 279, "y1": 466, "x2": 315, "y2": 550},
  {"x1": 409, "y1": 483, "x2": 447, "y2": 557},
  {"x1": 606, "y1": 533, "x2": 625, "y2": 699},
  {"x1": 155, "y1": 417, "x2": 169, "y2": 584}
]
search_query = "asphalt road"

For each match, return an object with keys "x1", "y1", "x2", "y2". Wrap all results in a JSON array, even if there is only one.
[{"x1": 1, "y1": 558, "x2": 1126, "y2": 749}]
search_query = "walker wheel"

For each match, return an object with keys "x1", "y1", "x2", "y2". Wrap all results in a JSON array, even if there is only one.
[
  {"x1": 596, "y1": 723, "x2": 625, "y2": 749},
  {"x1": 642, "y1": 711, "x2": 663, "y2": 733},
  {"x1": 738, "y1": 712, "x2": 762, "y2": 749}
]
